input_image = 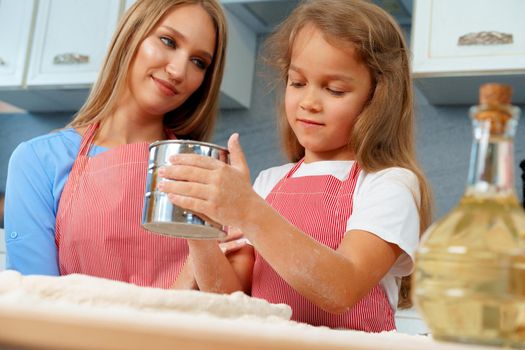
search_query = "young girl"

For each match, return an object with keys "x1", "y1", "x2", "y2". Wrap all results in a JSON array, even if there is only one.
[
  {"x1": 162, "y1": 0, "x2": 433, "y2": 331},
  {"x1": 4, "y1": 0, "x2": 227, "y2": 288}
]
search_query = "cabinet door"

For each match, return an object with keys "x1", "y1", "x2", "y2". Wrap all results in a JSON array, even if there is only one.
[
  {"x1": 26, "y1": 0, "x2": 122, "y2": 87},
  {"x1": 0, "y1": 0, "x2": 35, "y2": 87},
  {"x1": 412, "y1": 0, "x2": 525, "y2": 75},
  {"x1": 411, "y1": 0, "x2": 525, "y2": 104}
]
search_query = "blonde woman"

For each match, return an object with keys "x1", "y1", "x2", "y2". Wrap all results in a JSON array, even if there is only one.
[
  {"x1": 161, "y1": 0, "x2": 433, "y2": 331},
  {"x1": 4, "y1": 0, "x2": 227, "y2": 288}
]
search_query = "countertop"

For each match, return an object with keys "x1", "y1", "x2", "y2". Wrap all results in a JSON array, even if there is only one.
[{"x1": 0, "y1": 301, "x2": 496, "y2": 350}]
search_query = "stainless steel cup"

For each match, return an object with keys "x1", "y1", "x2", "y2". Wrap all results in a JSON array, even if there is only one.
[{"x1": 142, "y1": 140, "x2": 229, "y2": 239}]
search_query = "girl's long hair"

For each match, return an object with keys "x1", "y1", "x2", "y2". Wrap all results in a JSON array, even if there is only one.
[
  {"x1": 263, "y1": 0, "x2": 433, "y2": 308},
  {"x1": 68, "y1": 0, "x2": 228, "y2": 142}
]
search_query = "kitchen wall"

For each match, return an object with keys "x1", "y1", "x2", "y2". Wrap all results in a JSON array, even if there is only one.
[{"x1": 1, "y1": 35, "x2": 524, "y2": 220}]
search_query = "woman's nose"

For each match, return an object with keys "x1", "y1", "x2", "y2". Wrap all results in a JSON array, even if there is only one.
[{"x1": 165, "y1": 54, "x2": 188, "y2": 83}]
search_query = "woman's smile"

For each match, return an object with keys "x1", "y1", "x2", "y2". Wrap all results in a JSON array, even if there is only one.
[{"x1": 152, "y1": 76, "x2": 179, "y2": 97}]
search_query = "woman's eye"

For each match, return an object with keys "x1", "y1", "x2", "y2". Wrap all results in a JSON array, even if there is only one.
[
  {"x1": 191, "y1": 58, "x2": 207, "y2": 70},
  {"x1": 160, "y1": 36, "x2": 176, "y2": 48}
]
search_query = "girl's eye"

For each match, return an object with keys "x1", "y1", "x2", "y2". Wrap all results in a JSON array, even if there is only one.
[
  {"x1": 289, "y1": 80, "x2": 304, "y2": 88},
  {"x1": 160, "y1": 36, "x2": 176, "y2": 48},
  {"x1": 191, "y1": 58, "x2": 207, "y2": 70},
  {"x1": 327, "y1": 87, "x2": 345, "y2": 96}
]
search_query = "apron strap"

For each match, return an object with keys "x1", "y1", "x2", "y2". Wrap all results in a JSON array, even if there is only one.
[
  {"x1": 285, "y1": 158, "x2": 305, "y2": 178},
  {"x1": 285, "y1": 158, "x2": 360, "y2": 183},
  {"x1": 78, "y1": 122, "x2": 177, "y2": 157},
  {"x1": 78, "y1": 122, "x2": 100, "y2": 157}
]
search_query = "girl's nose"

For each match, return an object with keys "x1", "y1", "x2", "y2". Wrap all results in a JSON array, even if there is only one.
[
  {"x1": 299, "y1": 88, "x2": 321, "y2": 112},
  {"x1": 165, "y1": 54, "x2": 188, "y2": 83}
]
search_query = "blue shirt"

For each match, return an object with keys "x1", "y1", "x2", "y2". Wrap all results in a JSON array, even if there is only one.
[{"x1": 4, "y1": 128, "x2": 107, "y2": 275}]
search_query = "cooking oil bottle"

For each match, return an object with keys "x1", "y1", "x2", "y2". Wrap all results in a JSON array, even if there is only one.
[{"x1": 414, "y1": 83, "x2": 525, "y2": 348}]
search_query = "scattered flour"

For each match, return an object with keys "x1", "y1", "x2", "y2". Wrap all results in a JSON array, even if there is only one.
[
  {"x1": 0, "y1": 270, "x2": 291, "y2": 321},
  {"x1": 0, "y1": 270, "x2": 483, "y2": 350}
]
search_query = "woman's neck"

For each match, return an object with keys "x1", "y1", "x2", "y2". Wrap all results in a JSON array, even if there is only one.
[{"x1": 94, "y1": 103, "x2": 166, "y2": 148}]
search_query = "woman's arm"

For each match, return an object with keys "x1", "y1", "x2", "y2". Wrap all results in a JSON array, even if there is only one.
[
  {"x1": 187, "y1": 240, "x2": 253, "y2": 294},
  {"x1": 5, "y1": 142, "x2": 60, "y2": 275},
  {"x1": 171, "y1": 240, "x2": 254, "y2": 294},
  {"x1": 172, "y1": 256, "x2": 198, "y2": 290}
]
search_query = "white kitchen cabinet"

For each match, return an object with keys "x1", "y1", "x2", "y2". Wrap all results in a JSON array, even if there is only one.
[
  {"x1": 0, "y1": 0, "x2": 123, "y2": 112},
  {"x1": 26, "y1": 0, "x2": 122, "y2": 111},
  {"x1": 411, "y1": 0, "x2": 525, "y2": 105},
  {"x1": 0, "y1": 0, "x2": 35, "y2": 88},
  {"x1": 27, "y1": 0, "x2": 122, "y2": 87},
  {"x1": 0, "y1": 0, "x2": 255, "y2": 111}
]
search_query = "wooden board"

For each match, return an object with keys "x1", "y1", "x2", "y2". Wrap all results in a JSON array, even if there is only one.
[{"x1": 0, "y1": 303, "x2": 494, "y2": 350}]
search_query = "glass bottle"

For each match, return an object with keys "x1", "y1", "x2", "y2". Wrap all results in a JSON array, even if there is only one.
[{"x1": 414, "y1": 83, "x2": 525, "y2": 348}]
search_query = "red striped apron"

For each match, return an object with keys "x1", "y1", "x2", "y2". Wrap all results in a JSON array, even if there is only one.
[
  {"x1": 55, "y1": 123, "x2": 187, "y2": 288},
  {"x1": 252, "y1": 160, "x2": 395, "y2": 331}
]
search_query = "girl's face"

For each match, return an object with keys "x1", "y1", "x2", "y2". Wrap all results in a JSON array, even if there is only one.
[
  {"x1": 285, "y1": 24, "x2": 373, "y2": 162},
  {"x1": 126, "y1": 4, "x2": 216, "y2": 120}
]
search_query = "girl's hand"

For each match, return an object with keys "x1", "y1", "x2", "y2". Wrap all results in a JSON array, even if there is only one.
[{"x1": 158, "y1": 133, "x2": 256, "y2": 228}]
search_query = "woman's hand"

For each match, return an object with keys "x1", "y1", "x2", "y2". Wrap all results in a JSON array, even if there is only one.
[{"x1": 158, "y1": 133, "x2": 257, "y2": 228}]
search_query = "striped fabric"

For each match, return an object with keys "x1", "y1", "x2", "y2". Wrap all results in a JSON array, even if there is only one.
[
  {"x1": 252, "y1": 159, "x2": 395, "y2": 331},
  {"x1": 56, "y1": 123, "x2": 187, "y2": 288}
]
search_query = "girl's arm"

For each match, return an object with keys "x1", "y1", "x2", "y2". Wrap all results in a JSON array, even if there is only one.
[
  {"x1": 238, "y1": 197, "x2": 401, "y2": 313},
  {"x1": 161, "y1": 134, "x2": 403, "y2": 313},
  {"x1": 5, "y1": 142, "x2": 60, "y2": 275}
]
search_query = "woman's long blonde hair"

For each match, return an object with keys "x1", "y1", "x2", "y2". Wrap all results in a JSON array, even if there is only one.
[
  {"x1": 263, "y1": 0, "x2": 433, "y2": 308},
  {"x1": 68, "y1": 0, "x2": 228, "y2": 141}
]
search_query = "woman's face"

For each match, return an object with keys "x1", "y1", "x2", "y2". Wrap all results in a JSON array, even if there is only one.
[
  {"x1": 285, "y1": 24, "x2": 373, "y2": 162},
  {"x1": 126, "y1": 4, "x2": 216, "y2": 119}
]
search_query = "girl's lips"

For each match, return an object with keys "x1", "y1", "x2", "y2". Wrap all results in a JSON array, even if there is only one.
[
  {"x1": 152, "y1": 76, "x2": 178, "y2": 97},
  {"x1": 297, "y1": 118, "x2": 324, "y2": 127}
]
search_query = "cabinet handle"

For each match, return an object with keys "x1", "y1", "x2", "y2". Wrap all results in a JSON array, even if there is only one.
[
  {"x1": 0, "y1": 57, "x2": 5, "y2": 66},
  {"x1": 53, "y1": 53, "x2": 90, "y2": 65},
  {"x1": 458, "y1": 31, "x2": 513, "y2": 46}
]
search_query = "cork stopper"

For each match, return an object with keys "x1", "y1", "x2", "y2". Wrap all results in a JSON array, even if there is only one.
[
  {"x1": 475, "y1": 83, "x2": 513, "y2": 134},
  {"x1": 479, "y1": 83, "x2": 512, "y2": 105}
]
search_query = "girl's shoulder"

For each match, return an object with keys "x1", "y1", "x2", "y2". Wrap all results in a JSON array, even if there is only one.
[
  {"x1": 361, "y1": 167, "x2": 418, "y2": 188},
  {"x1": 253, "y1": 163, "x2": 295, "y2": 199},
  {"x1": 357, "y1": 167, "x2": 420, "y2": 204}
]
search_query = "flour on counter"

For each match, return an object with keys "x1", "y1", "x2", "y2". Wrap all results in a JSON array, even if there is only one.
[
  {"x1": 0, "y1": 270, "x2": 291, "y2": 321},
  {"x1": 0, "y1": 271, "x2": 480, "y2": 350}
]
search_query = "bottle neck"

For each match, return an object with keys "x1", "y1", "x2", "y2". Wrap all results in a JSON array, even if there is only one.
[{"x1": 465, "y1": 105, "x2": 520, "y2": 197}]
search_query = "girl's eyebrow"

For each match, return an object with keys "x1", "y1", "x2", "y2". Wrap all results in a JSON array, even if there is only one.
[
  {"x1": 289, "y1": 64, "x2": 355, "y2": 83},
  {"x1": 159, "y1": 25, "x2": 213, "y2": 61}
]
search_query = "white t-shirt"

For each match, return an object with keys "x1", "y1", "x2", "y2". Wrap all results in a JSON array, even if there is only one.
[{"x1": 252, "y1": 160, "x2": 421, "y2": 312}]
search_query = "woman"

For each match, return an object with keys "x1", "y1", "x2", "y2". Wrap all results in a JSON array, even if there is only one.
[{"x1": 4, "y1": 0, "x2": 228, "y2": 288}]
